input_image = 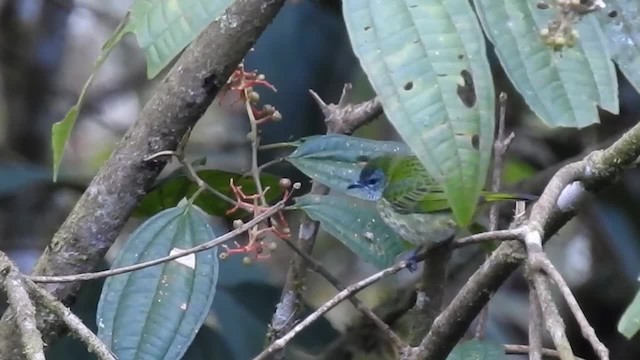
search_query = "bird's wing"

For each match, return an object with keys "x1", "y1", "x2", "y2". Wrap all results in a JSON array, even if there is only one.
[{"x1": 382, "y1": 156, "x2": 452, "y2": 214}]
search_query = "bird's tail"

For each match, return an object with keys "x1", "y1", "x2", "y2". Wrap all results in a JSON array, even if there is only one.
[{"x1": 479, "y1": 191, "x2": 538, "y2": 203}]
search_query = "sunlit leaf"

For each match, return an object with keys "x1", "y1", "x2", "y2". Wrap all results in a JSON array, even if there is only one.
[
  {"x1": 294, "y1": 194, "x2": 412, "y2": 268},
  {"x1": 129, "y1": 0, "x2": 235, "y2": 78},
  {"x1": 97, "y1": 204, "x2": 221, "y2": 360},
  {"x1": 135, "y1": 169, "x2": 283, "y2": 218},
  {"x1": 287, "y1": 134, "x2": 409, "y2": 199},
  {"x1": 618, "y1": 287, "x2": 640, "y2": 339},
  {"x1": 474, "y1": 0, "x2": 618, "y2": 127},
  {"x1": 502, "y1": 158, "x2": 537, "y2": 185},
  {"x1": 343, "y1": 0, "x2": 496, "y2": 226}
]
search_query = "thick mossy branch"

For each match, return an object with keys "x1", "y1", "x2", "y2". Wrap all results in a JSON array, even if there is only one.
[{"x1": 0, "y1": 0, "x2": 286, "y2": 358}]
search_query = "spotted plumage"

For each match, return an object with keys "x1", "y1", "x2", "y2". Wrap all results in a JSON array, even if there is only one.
[{"x1": 348, "y1": 154, "x2": 536, "y2": 247}]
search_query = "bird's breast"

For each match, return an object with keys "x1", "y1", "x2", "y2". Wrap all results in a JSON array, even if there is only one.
[{"x1": 376, "y1": 198, "x2": 457, "y2": 246}]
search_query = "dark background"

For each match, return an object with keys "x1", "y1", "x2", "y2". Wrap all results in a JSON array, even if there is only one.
[{"x1": 0, "y1": 0, "x2": 638, "y2": 359}]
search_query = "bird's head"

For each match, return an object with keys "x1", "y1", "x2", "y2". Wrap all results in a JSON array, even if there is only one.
[{"x1": 347, "y1": 161, "x2": 388, "y2": 201}]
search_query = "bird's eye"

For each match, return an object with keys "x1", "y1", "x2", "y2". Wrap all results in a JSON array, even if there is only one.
[{"x1": 368, "y1": 178, "x2": 378, "y2": 185}]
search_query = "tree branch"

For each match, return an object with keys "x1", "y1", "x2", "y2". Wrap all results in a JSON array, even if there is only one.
[
  {"x1": 25, "y1": 280, "x2": 115, "y2": 360},
  {"x1": 408, "y1": 245, "x2": 451, "y2": 345},
  {"x1": 476, "y1": 92, "x2": 512, "y2": 338},
  {"x1": 0, "y1": 0, "x2": 286, "y2": 357},
  {"x1": 3, "y1": 272, "x2": 45, "y2": 360},
  {"x1": 525, "y1": 245, "x2": 575, "y2": 360},
  {"x1": 414, "y1": 118, "x2": 640, "y2": 359},
  {"x1": 0, "y1": 252, "x2": 114, "y2": 360},
  {"x1": 528, "y1": 278, "x2": 543, "y2": 360}
]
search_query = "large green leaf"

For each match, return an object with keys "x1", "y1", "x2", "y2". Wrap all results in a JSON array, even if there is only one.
[
  {"x1": 287, "y1": 134, "x2": 409, "y2": 199},
  {"x1": 618, "y1": 287, "x2": 640, "y2": 339},
  {"x1": 129, "y1": 0, "x2": 234, "y2": 78},
  {"x1": 343, "y1": 0, "x2": 496, "y2": 226},
  {"x1": 446, "y1": 339, "x2": 504, "y2": 360},
  {"x1": 97, "y1": 204, "x2": 221, "y2": 360},
  {"x1": 474, "y1": 0, "x2": 618, "y2": 128},
  {"x1": 597, "y1": 0, "x2": 640, "y2": 94},
  {"x1": 294, "y1": 194, "x2": 412, "y2": 268},
  {"x1": 135, "y1": 169, "x2": 283, "y2": 218}
]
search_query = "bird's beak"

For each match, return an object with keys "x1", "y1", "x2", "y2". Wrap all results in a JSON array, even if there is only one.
[{"x1": 347, "y1": 181, "x2": 363, "y2": 190}]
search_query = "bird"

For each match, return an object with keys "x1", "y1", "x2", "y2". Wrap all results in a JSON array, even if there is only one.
[{"x1": 347, "y1": 154, "x2": 537, "y2": 248}]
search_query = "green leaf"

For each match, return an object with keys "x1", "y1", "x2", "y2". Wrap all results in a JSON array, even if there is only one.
[
  {"x1": 502, "y1": 158, "x2": 537, "y2": 185},
  {"x1": 618, "y1": 287, "x2": 640, "y2": 339},
  {"x1": 51, "y1": 17, "x2": 131, "y2": 182},
  {"x1": 97, "y1": 204, "x2": 221, "y2": 360},
  {"x1": 294, "y1": 194, "x2": 411, "y2": 268},
  {"x1": 597, "y1": 0, "x2": 640, "y2": 94},
  {"x1": 474, "y1": 0, "x2": 618, "y2": 128},
  {"x1": 343, "y1": 0, "x2": 496, "y2": 226},
  {"x1": 287, "y1": 134, "x2": 409, "y2": 199},
  {"x1": 129, "y1": 0, "x2": 234, "y2": 78},
  {"x1": 446, "y1": 339, "x2": 505, "y2": 360},
  {"x1": 134, "y1": 169, "x2": 283, "y2": 218}
]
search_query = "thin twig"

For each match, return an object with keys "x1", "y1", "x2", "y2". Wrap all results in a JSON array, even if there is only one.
[
  {"x1": 535, "y1": 254, "x2": 609, "y2": 360},
  {"x1": 245, "y1": 88, "x2": 268, "y2": 206},
  {"x1": 525, "y1": 232, "x2": 575, "y2": 360},
  {"x1": 144, "y1": 149, "x2": 237, "y2": 206},
  {"x1": 3, "y1": 272, "x2": 45, "y2": 360},
  {"x1": 528, "y1": 278, "x2": 544, "y2": 360},
  {"x1": 258, "y1": 142, "x2": 299, "y2": 151},
  {"x1": 453, "y1": 228, "x2": 526, "y2": 247},
  {"x1": 476, "y1": 92, "x2": 514, "y2": 338},
  {"x1": 504, "y1": 344, "x2": 586, "y2": 360},
  {"x1": 255, "y1": 260, "x2": 408, "y2": 360},
  {"x1": 279, "y1": 238, "x2": 405, "y2": 349},
  {"x1": 408, "y1": 245, "x2": 451, "y2": 345},
  {"x1": 531, "y1": 273, "x2": 574, "y2": 360},
  {"x1": 256, "y1": 157, "x2": 285, "y2": 173},
  {"x1": 30, "y1": 201, "x2": 285, "y2": 283},
  {"x1": 25, "y1": 281, "x2": 116, "y2": 360},
  {"x1": 489, "y1": 92, "x2": 515, "y2": 232}
]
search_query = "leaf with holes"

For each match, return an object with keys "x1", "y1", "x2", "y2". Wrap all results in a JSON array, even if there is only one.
[
  {"x1": 129, "y1": 0, "x2": 234, "y2": 78},
  {"x1": 597, "y1": 0, "x2": 640, "y2": 94},
  {"x1": 135, "y1": 169, "x2": 283, "y2": 218},
  {"x1": 343, "y1": 0, "x2": 496, "y2": 226},
  {"x1": 287, "y1": 134, "x2": 410, "y2": 199},
  {"x1": 446, "y1": 339, "x2": 504, "y2": 360},
  {"x1": 618, "y1": 287, "x2": 640, "y2": 339},
  {"x1": 474, "y1": 0, "x2": 618, "y2": 128},
  {"x1": 294, "y1": 194, "x2": 412, "y2": 268},
  {"x1": 97, "y1": 204, "x2": 221, "y2": 360}
]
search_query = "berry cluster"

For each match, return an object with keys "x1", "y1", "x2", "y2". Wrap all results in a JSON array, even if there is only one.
[
  {"x1": 219, "y1": 178, "x2": 299, "y2": 264},
  {"x1": 536, "y1": 0, "x2": 606, "y2": 51},
  {"x1": 224, "y1": 63, "x2": 282, "y2": 124}
]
